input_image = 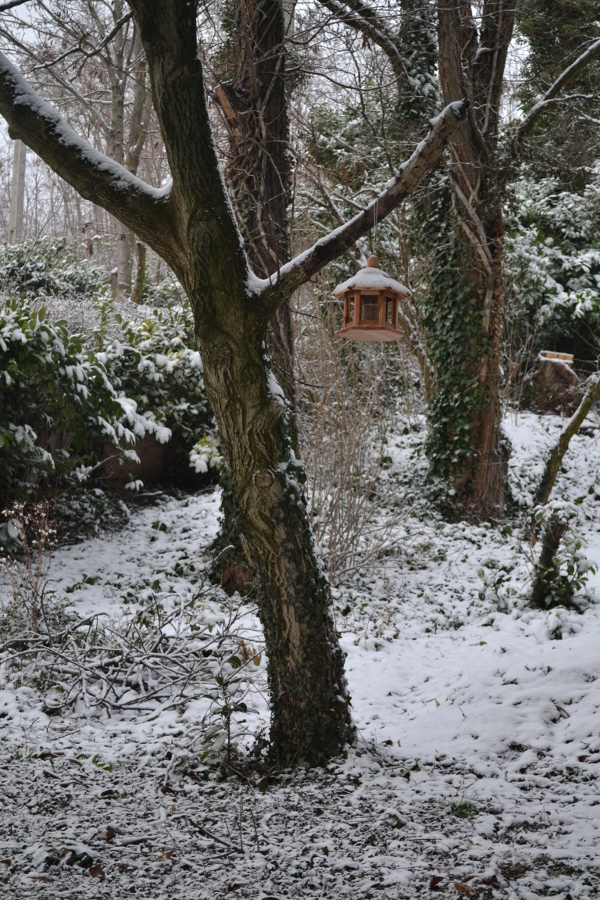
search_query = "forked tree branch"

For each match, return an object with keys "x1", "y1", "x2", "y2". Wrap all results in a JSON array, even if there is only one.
[
  {"x1": 317, "y1": 0, "x2": 403, "y2": 76},
  {"x1": 0, "y1": 49, "x2": 175, "y2": 257},
  {"x1": 512, "y1": 37, "x2": 600, "y2": 155},
  {"x1": 258, "y1": 99, "x2": 468, "y2": 313}
]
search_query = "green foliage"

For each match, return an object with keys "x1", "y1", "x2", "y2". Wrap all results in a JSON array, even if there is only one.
[
  {"x1": 449, "y1": 798, "x2": 479, "y2": 818},
  {"x1": 139, "y1": 273, "x2": 187, "y2": 308},
  {"x1": 413, "y1": 177, "x2": 487, "y2": 502},
  {"x1": 0, "y1": 245, "x2": 216, "y2": 506},
  {"x1": 0, "y1": 238, "x2": 106, "y2": 301},
  {"x1": 517, "y1": 0, "x2": 600, "y2": 189},
  {"x1": 530, "y1": 503, "x2": 597, "y2": 609},
  {"x1": 505, "y1": 172, "x2": 600, "y2": 364},
  {"x1": 98, "y1": 304, "x2": 212, "y2": 444},
  {"x1": 0, "y1": 298, "x2": 146, "y2": 499}
]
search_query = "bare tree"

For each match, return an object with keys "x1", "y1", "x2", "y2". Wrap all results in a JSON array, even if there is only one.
[
  {"x1": 0, "y1": 0, "x2": 465, "y2": 762},
  {"x1": 0, "y1": 1, "x2": 153, "y2": 292}
]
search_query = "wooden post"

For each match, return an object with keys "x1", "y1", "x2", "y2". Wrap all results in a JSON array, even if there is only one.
[{"x1": 8, "y1": 139, "x2": 26, "y2": 244}]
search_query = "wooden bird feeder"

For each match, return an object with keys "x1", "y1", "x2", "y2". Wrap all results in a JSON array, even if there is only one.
[{"x1": 334, "y1": 256, "x2": 410, "y2": 342}]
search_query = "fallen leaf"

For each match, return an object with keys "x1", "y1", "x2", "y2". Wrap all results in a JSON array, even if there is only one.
[
  {"x1": 454, "y1": 883, "x2": 471, "y2": 896},
  {"x1": 88, "y1": 865, "x2": 105, "y2": 881},
  {"x1": 156, "y1": 850, "x2": 173, "y2": 861},
  {"x1": 429, "y1": 876, "x2": 444, "y2": 889},
  {"x1": 105, "y1": 827, "x2": 116, "y2": 842},
  {"x1": 505, "y1": 864, "x2": 528, "y2": 880}
]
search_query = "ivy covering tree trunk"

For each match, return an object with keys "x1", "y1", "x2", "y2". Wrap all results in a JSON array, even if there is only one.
[{"x1": 0, "y1": 0, "x2": 466, "y2": 762}]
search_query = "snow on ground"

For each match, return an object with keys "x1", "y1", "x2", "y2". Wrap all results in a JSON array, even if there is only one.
[{"x1": 1, "y1": 411, "x2": 599, "y2": 899}]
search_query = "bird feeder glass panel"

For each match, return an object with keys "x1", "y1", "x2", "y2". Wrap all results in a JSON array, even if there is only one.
[
  {"x1": 334, "y1": 257, "x2": 410, "y2": 342},
  {"x1": 360, "y1": 295, "x2": 379, "y2": 322}
]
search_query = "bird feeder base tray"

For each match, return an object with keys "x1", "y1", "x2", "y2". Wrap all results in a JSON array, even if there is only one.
[{"x1": 337, "y1": 325, "x2": 403, "y2": 342}]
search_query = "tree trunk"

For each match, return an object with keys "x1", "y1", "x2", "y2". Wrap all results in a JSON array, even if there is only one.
[
  {"x1": 214, "y1": 0, "x2": 296, "y2": 591},
  {"x1": 218, "y1": 0, "x2": 296, "y2": 426},
  {"x1": 108, "y1": 10, "x2": 151, "y2": 297},
  {"x1": 192, "y1": 293, "x2": 354, "y2": 762},
  {"x1": 529, "y1": 515, "x2": 571, "y2": 609},
  {"x1": 131, "y1": 241, "x2": 146, "y2": 304},
  {"x1": 534, "y1": 370, "x2": 600, "y2": 508},
  {"x1": 425, "y1": 0, "x2": 516, "y2": 520}
]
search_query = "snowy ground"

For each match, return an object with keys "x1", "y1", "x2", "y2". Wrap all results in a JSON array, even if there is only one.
[{"x1": 1, "y1": 410, "x2": 599, "y2": 899}]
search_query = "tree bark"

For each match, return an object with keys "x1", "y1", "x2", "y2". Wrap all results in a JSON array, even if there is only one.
[
  {"x1": 529, "y1": 514, "x2": 571, "y2": 609},
  {"x1": 217, "y1": 0, "x2": 296, "y2": 424},
  {"x1": 131, "y1": 241, "x2": 147, "y2": 304},
  {"x1": 197, "y1": 315, "x2": 352, "y2": 761}
]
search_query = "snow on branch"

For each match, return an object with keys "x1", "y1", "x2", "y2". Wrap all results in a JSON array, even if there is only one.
[
  {"x1": 257, "y1": 99, "x2": 468, "y2": 313},
  {"x1": 0, "y1": 50, "x2": 175, "y2": 256},
  {"x1": 512, "y1": 37, "x2": 600, "y2": 154}
]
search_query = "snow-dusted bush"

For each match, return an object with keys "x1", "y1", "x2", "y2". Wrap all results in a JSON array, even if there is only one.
[
  {"x1": 0, "y1": 238, "x2": 217, "y2": 506},
  {"x1": 97, "y1": 304, "x2": 212, "y2": 448},
  {"x1": 189, "y1": 433, "x2": 223, "y2": 474},
  {"x1": 0, "y1": 298, "x2": 162, "y2": 500},
  {"x1": 0, "y1": 238, "x2": 106, "y2": 302},
  {"x1": 505, "y1": 171, "x2": 600, "y2": 360}
]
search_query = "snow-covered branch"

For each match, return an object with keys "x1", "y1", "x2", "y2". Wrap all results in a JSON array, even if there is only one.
[
  {"x1": 258, "y1": 99, "x2": 468, "y2": 313},
  {"x1": 0, "y1": 49, "x2": 176, "y2": 258}
]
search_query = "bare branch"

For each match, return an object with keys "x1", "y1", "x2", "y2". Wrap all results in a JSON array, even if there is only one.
[
  {"x1": 513, "y1": 37, "x2": 600, "y2": 154},
  {"x1": 0, "y1": 49, "x2": 176, "y2": 258},
  {"x1": 316, "y1": 0, "x2": 403, "y2": 76},
  {"x1": 29, "y1": 13, "x2": 133, "y2": 74},
  {"x1": 258, "y1": 99, "x2": 469, "y2": 312}
]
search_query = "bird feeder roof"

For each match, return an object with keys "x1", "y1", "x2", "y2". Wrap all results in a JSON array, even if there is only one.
[{"x1": 332, "y1": 261, "x2": 411, "y2": 298}]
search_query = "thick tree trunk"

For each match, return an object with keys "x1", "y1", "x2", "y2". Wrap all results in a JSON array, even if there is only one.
[
  {"x1": 426, "y1": 0, "x2": 516, "y2": 520},
  {"x1": 218, "y1": 0, "x2": 296, "y2": 424},
  {"x1": 192, "y1": 295, "x2": 354, "y2": 762},
  {"x1": 423, "y1": 210, "x2": 508, "y2": 520},
  {"x1": 214, "y1": 0, "x2": 296, "y2": 591}
]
